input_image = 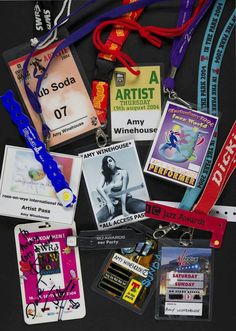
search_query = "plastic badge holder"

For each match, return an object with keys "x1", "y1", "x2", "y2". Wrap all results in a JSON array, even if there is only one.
[
  {"x1": 155, "y1": 238, "x2": 214, "y2": 321},
  {"x1": 3, "y1": 28, "x2": 100, "y2": 150},
  {"x1": 109, "y1": 63, "x2": 164, "y2": 143},
  {"x1": 92, "y1": 222, "x2": 160, "y2": 314}
]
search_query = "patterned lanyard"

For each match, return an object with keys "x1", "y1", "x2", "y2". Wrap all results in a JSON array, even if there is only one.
[
  {"x1": 156, "y1": 2, "x2": 235, "y2": 245},
  {"x1": 22, "y1": 0, "x2": 167, "y2": 146}
]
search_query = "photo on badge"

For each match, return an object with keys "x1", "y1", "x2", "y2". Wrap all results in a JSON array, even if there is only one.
[
  {"x1": 155, "y1": 239, "x2": 213, "y2": 321},
  {"x1": 80, "y1": 140, "x2": 150, "y2": 230},
  {"x1": 92, "y1": 223, "x2": 160, "y2": 314}
]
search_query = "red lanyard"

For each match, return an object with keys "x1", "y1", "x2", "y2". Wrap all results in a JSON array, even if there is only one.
[
  {"x1": 92, "y1": 0, "x2": 209, "y2": 146},
  {"x1": 193, "y1": 122, "x2": 236, "y2": 214},
  {"x1": 92, "y1": 0, "x2": 144, "y2": 146},
  {"x1": 145, "y1": 122, "x2": 236, "y2": 248},
  {"x1": 92, "y1": 0, "x2": 208, "y2": 75}
]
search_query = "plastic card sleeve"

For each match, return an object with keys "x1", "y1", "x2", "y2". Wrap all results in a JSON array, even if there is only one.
[
  {"x1": 92, "y1": 222, "x2": 160, "y2": 314},
  {"x1": 3, "y1": 28, "x2": 100, "y2": 149},
  {"x1": 79, "y1": 140, "x2": 150, "y2": 230},
  {"x1": 109, "y1": 63, "x2": 164, "y2": 143},
  {"x1": 155, "y1": 238, "x2": 214, "y2": 321}
]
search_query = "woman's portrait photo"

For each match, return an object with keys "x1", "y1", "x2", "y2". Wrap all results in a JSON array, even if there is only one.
[{"x1": 81, "y1": 141, "x2": 149, "y2": 229}]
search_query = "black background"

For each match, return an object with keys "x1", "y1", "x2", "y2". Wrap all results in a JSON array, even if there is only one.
[{"x1": 0, "y1": 1, "x2": 235, "y2": 331}]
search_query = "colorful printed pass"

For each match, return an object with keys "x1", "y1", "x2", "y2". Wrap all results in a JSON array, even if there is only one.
[
  {"x1": 144, "y1": 101, "x2": 218, "y2": 187},
  {"x1": 0, "y1": 145, "x2": 82, "y2": 223},
  {"x1": 80, "y1": 140, "x2": 149, "y2": 229},
  {"x1": 4, "y1": 40, "x2": 100, "y2": 148},
  {"x1": 110, "y1": 65, "x2": 162, "y2": 141},
  {"x1": 93, "y1": 224, "x2": 160, "y2": 314},
  {"x1": 155, "y1": 244, "x2": 213, "y2": 320},
  {"x1": 15, "y1": 222, "x2": 86, "y2": 324}
]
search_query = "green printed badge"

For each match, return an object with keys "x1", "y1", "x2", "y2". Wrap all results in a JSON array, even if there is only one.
[{"x1": 110, "y1": 65, "x2": 162, "y2": 141}]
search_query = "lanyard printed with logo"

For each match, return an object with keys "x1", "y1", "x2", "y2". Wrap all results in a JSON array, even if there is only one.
[
  {"x1": 178, "y1": 0, "x2": 231, "y2": 243},
  {"x1": 91, "y1": 0, "x2": 213, "y2": 145},
  {"x1": 21, "y1": 0, "x2": 168, "y2": 147},
  {"x1": 156, "y1": 1, "x2": 235, "y2": 244},
  {"x1": 33, "y1": 0, "x2": 55, "y2": 39},
  {"x1": 162, "y1": 0, "x2": 214, "y2": 98},
  {"x1": 146, "y1": 121, "x2": 236, "y2": 248},
  {"x1": 31, "y1": 0, "x2": 72, "y2": 49},
  {"x1": 0, "y1": 90, "x2": 77, "y2": 208},
  {"x1": 171, "y1": 4, "x2": 235, "y2": 245},
  {"x1": 92, "y1": 0, "x2": 144, "y2": 147}
]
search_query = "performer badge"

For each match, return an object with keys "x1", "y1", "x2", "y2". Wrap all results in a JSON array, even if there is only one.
[
  {"x1": 0, "y1": 145, "x2": 82, "y2": 223},
  {"x1": 4, "y1": 39, "x2": 100, "y2": 148},
  {"x1": 144, "y1": 101, "x2": 218, "y2": 187}
]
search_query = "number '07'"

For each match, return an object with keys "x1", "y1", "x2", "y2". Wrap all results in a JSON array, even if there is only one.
[{"x1": 54, "y1": 106, "x2": 67, "y2": 119}]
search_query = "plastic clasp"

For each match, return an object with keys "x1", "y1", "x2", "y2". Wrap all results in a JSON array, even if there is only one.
[
  {"x1": 94, "y1": 58, "x2": 115, "y2": 83},
  {"x1": 56, "y1": 188, "x2": 76, "y2": 208}
]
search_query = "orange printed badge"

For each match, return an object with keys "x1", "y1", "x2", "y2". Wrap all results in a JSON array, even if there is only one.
[{"x1": 8, "y1": 40, "x2": 100, "y2": 148}]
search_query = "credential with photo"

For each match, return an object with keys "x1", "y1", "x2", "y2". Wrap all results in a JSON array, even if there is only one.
[{"x1": 80, "y1": 140, "x2": 150, "y2": 230}]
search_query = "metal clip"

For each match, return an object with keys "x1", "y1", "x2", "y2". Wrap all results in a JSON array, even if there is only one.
[
  {"x1": 179, "y1": 227, "x2": 194, "y2": 247},
  {"x1": 163, "y1": 88, "x2": 192, "y2": 109},
  {"x1": 153, "y1": 223, "x2": 179, "y2": 239},
  {"x1": 96, "y1": 127, "x2": 108, "y2": 148}
]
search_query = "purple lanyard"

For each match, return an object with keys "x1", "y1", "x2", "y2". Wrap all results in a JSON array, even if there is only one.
[
  {"x1": 172, "y1": 0, "x2": 195, "y2": 50},
  {"x1": 163, "y1": 0, "x2": 214, "y2": 93},
  {"x1": 22, "y1": 0, "x2": 167, "y2": 142}
]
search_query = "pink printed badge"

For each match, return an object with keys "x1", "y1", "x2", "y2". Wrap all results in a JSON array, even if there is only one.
[{"x1": 15, "y1": 222, "x2": 86, "y2": 324}]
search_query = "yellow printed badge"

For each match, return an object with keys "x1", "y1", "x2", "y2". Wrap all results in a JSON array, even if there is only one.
[
  {"x1": 110, "y1": 65, "x2": 162, "y2": 141},
  {"x1": 122, "y1": 279, "x2": 143, "y2": 304}
]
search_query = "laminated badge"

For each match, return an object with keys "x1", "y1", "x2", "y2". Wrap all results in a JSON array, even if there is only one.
[
  {"x1": 109, "y1": 65, "x2": 162, "y2": 141},
  {"x1": 80, "y1": 140, "x2": 150, "y2": 230},
  {"x1": 155, "y1": 241, "x2": 213, "y2": 321},
  {"x1": 3, "y1": 38, "x2": 100, "y2": 148},
  {"x1": 14, "y1": 222, "x2": 86, "y2": 324},
  {"x1": 144, "y1": 101, "x2": 218, "y2": 188},
  {"x1": 0, "y1": 145, "x2": 82, "y2": 224},
  {"x1": 92, "y1": 224, "x2": 160, "y2": 314}
]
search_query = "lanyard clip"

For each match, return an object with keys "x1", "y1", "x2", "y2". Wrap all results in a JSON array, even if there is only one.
[
  {"x1": 164, "y1": 89, "x2": 192, "y2": 109},
  {"x1": 153, "y1": 223, "x2": 179, "y2": 239},
  {"x1": 96, "y1": 127, "x2": 108, "y2": 148},
  {"x1": 179, "y1": 227, "x2": 194, "y2": 247}
]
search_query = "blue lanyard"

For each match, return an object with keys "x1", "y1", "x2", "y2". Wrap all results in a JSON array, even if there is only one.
[
  {"x1": 155, "y1": 2, "x2": 235, "y2": 244},
  {"x1": 22, "y1": 0, "x2": 167, "y2": 143},
  {"x1": 0, "y1": 90, "x2": 77, "y2": 208},
  {"x1": 180, "y1": 2, "x2": 235, "y2": 211}
]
